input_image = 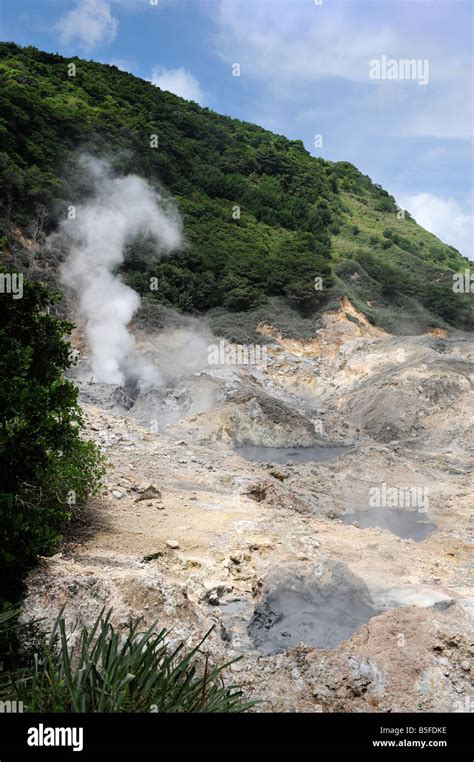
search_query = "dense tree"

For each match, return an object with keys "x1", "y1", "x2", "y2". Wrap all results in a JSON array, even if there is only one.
[
  {"x1": 0, "y1": 277, "x2": 104, "y2": 605},
  {"x1": 0, "y1": 42, "x2": 471, "y2": 329}
]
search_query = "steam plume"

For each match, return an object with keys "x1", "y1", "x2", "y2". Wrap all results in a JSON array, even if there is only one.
[{"x1": 59, "y1": 156, "x2": 182, "y2": 388}]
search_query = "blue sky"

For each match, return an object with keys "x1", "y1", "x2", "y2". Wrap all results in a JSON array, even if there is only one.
[{"x1": 1, "y1": 0, "x2": 473, "y2": 257}]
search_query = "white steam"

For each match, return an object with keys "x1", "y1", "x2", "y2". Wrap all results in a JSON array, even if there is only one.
[{"x1": 59, "y1": 156, "x2": 182, "y2": 389}]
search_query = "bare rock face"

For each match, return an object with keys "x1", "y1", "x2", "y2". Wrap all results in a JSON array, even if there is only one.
[{"x1": 23, "y1": 300, "x2": 474, "y2": 713}]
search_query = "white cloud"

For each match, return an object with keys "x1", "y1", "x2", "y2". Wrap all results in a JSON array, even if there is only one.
[
  {"x1": 56, "y1": 0, "x2": 118, "y2": 51},
  {"x1": 150, "y1": 66, "x2": 205, "y2": 103},
  {"x1": 212, "y1": 0, "x2": 471, "y2": 140},
  {"x1": 401, "y1": 193, "x2": 473, "y2": 259},
  {"x1": 215, "y1": 1, "x2": 396, "y2": 85}
]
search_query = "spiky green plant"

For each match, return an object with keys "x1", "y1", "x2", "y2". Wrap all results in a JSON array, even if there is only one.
[
  {"x1": 0, "y1": 604, "x2": 22, "y2": 671},
  {"x1": 0, "y1": 605, "x2": 18, "y2": 631},
  {"x1": 4, "y1": 608, "x2": 253, "y2": 713}
]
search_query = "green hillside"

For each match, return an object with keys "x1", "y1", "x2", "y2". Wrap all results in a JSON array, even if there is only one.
[{"x1": 0, "y1": 42, "x2": 472, "y2": 336}]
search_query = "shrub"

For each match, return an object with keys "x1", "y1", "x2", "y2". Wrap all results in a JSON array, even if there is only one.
[
  {"x1": 222, "y1": 285, "x2": 267, "y2": 312},
  {"x1": 0, "y1": 277, "x2": 105, "y2": 605},
  {"x1": 0, "y1": 604, "x2": 20, "y2": 671},
  {"x1": 2, "y1": 609, "x2": 253, "y2": 713}
]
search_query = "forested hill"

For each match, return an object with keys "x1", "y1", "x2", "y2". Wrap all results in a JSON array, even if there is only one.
[{"x1": 0, "y1": 42, "x2": 472, "y2": 337}]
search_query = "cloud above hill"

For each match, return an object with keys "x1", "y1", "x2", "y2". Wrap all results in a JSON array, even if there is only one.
[
  {"x1": 401, "y1": 193, "x2": 473, "y2": 259},
  {"x1": 56, "y1": 0, "x2": 118, "y2": 51},
  {"x1": 150, "y1": 65, "x2": 205, "y2": 104}
]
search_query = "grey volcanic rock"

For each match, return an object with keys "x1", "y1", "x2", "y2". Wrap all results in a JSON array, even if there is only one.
[{"x1": 21, "y1": 301, "x2": 474, "y2": 713}]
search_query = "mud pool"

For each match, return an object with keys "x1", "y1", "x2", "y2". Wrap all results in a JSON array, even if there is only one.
[
  {"x1": 235, "y1": 444, "x2": 351, "y2": 464},
  {"x1": 341, "y1": 508, "x2": 436, "y2": 541},
  {"x1": 248, "y1": 563, "x2": 381, "y2": 655}
]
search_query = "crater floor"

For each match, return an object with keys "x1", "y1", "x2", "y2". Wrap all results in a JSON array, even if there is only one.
[{"x1": 23, "y1": 302, "x2": 474, "y2": 712}]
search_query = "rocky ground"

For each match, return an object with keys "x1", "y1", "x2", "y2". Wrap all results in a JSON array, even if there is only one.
[{"x1": 22, "y1": 299, "x2": 473, "y2": 712}]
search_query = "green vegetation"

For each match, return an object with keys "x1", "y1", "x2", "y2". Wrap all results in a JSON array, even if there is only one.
[
  {"x1": 0, "y1": 604, "x2": 20, "y2": 673},
  {"x1": 330, "y1": 194, "x2": 473, "y2": 333},
  {"x1": 0, "y1": 277, "x2": 104, "y2": 607},
  {"x1": 0, "y1": 608, "x2": 251, "y2": 713},
  {"x1": 0, "y1": 41, "x2": 472, "y2": 335}
]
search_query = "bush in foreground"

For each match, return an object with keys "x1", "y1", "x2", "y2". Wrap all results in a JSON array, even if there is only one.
[{"x1": 2, "y1": 608, "x2": 252, "y2": 713}]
